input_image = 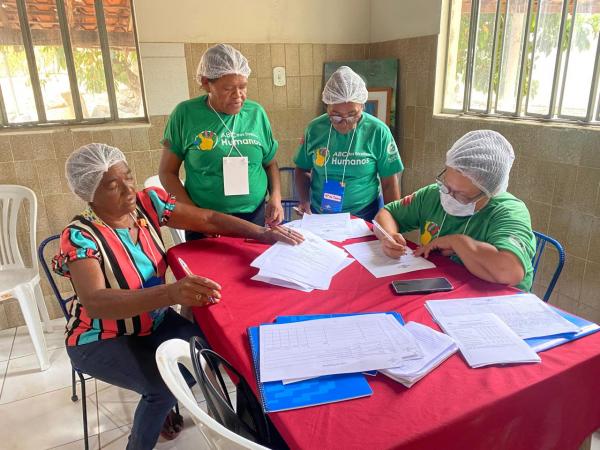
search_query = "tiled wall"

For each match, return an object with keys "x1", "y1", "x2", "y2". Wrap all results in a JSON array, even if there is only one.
[
  {"x1": 369, "y1": 35, "x2": 600, "y2": 323},
  {"x1": 2, "y1": 36, "x2": 598, "y2": 329}
]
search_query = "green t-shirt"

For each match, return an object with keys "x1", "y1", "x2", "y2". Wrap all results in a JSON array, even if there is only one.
[
  {"x1": 384, "y1": 184, "x2": 536, "y2": 291},
  {"x1": 293, "y1": 113, "x2": 403, "y2": 213},
  {"x1": 163, "y1": 95, "x2": 278, "y2": 213}
]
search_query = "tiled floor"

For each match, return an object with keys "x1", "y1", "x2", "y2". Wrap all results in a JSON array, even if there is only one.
[
  {"x1": 0, "y1": 318, "x2": 599, "y2": 449},
  {"x1": 0, "y1": 318, "x2": 234, "y2": 450}
]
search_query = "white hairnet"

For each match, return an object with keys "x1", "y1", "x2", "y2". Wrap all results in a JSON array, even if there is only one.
[
  {"x1": 446, "y1": 130, "x2": 515, "y2": 197},
  {"x1": 65, "y1": 143, "x2": 127, "y2": 202},
  {"x1": 196, "y1": 44, "x2": 251, "y2": 81},
  {"x1": 322, "y1": 66, "x2": 368, "y2": 105}
]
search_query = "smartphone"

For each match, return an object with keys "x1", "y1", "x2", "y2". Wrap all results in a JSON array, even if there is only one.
[{"x1": 391, "y1": 277, "x2": 453, "y2": 295}]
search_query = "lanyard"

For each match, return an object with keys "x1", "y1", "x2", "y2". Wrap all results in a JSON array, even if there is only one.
[
  {"x1": 207, "y1": 97, "x2": 243, "y2": 157},
  {"x1": 323, "y1": 124, "x2": 357, "y2": 185},
  {"x1": 436, "y1": 213, "x2": 473, "y2": 240}
]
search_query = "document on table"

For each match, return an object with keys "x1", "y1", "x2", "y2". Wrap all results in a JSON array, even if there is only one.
[
  {"x1": 258, "y1": 314, "x2": 423, "y2": 382},
  {"x1": 251, "y1": 229, "x2": 353, "y2": 291},
  {"x1": 425, "y1": 293, "x2": 580, "y2": 339},
  {"x1": 344, "y1": 240, "x2": 436, "y2": 278},
  {"x1": 435, "y1": 313, "x2": 541, "y2": 367},
  {"x1": 381, "y1": 321, "x2": 458, "y2": 387},
  {"x1": 301, "y1": 213, "x2": 351, "y2": 241}
]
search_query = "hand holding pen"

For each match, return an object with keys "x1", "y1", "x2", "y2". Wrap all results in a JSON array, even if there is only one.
[
  {"x1": 172, "y1": 257, "x2": 221, "y2": 306},
  {"x1": 373, "y1": 219, "x2": 406, "y2": 258}
]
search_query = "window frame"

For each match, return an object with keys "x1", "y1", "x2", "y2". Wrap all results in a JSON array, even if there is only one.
[
  {"x1": 442, "y1": 0, "x2": 600, "y2": 126},
  {"x1": 0, "y1": 0, "x2": 148, "y2": 129}
]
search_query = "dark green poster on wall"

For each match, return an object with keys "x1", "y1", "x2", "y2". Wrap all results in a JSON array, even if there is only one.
[{"x1": 324, "y1": 58, "x2": 399, "y2": 131}]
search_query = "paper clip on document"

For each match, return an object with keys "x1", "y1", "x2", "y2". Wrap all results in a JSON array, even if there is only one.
[{"x1": 177, "y1": 257, "x2": 217, "y2": 304}]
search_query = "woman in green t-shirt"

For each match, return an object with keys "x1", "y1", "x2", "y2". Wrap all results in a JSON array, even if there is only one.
[
  {"x1": 374, "y1": 130, "x2": 536, "y2": 291},
  {"x1": 160, "y1": 44, "x2": 284, "y2": 240},
  {"x1": 293, "y1": 66, "x2": 404, "y2": 222}
]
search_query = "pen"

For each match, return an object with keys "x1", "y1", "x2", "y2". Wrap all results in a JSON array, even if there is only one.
[
  {"x1": 293, "y1": 206, "x2": 303, "y2": 215},
  {"x1": 372, "y1": 219, "x2": 395, "y2": 243},
  {"x1": 177, "y1": 257, "x2": 217, "y2": 304}
]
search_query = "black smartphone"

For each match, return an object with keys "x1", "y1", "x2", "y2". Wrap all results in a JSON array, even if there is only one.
[{"x1": 391, "y1": 277, "x2": 453, "y2": 295}]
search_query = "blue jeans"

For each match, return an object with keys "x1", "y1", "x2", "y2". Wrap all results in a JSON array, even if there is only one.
[
  {"x1": 67, "y1": 308, "x2": 206, "y2": 450},
  {"x1": 311, "y1": 195, "x2": 383, "y2": 222}
]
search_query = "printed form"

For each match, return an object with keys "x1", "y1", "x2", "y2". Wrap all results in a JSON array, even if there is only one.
[{"x1": 259, "y1": 314, "x2": 423, "y2": 382}]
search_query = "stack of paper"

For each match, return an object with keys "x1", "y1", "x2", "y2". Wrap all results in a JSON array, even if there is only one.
[
  {"x1": 380, "y1": 322, "x2": 458, "y2": 387},
  {"x1": 289, "y1": 213, "x2": 373, "y2": 242},
  {"x1": 434, "y1": 313, "x2": 541, "y2": 367},
  {"x1": 251, "y1": 229, "x2": 353, "y2": 291},
  {"x1": 258, "y1": 314, "x2": 423, "y2": 382},
  {"x1": 344, "y1": 240, "x2": 436, "y2": 278}
]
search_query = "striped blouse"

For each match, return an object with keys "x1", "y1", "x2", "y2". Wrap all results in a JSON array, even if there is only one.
[{"x1": 53, "y1": 187, "x2": 176, "y2": 346}]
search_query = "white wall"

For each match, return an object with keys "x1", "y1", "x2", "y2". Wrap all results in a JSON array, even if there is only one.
[
  {"x1": 369, "y1": 0, "x2": 442, "y2": 42},
  {"x1": 134, "y1": 0, "x2": 371, "y2": 44}
]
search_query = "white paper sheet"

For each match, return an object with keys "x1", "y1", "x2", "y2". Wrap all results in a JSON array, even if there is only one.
[
  {"x1": 259, "y1": 314, "x2": 423, "y2": 382},
  {"x1": 346, "y1": 218, "x2": 374, "y2": 239},
  {"x1": 435, "y1": 313, "x2": 541, "y2": 368},
  {"x1": 344, "y1": 240, "x2": 436, "y2": 278},
  {"x1": 381, "y1": 322, "x2": 458, "y2": 387},
  {"x1": 301, "y1": 213, "x2": 351, "y2": 242},
  {"x1": 425, "y1": 293, "x2": 580, "y2": 339}
]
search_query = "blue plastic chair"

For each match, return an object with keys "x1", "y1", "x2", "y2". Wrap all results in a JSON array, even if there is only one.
[
  {"x1": 279, "y1": 167, "x2": 299, "y2": 223},
  {"x1": 531, "y1": 231, "x2": 565, "y2": 303},
  {"x1": 38, "y1": 234, "x2": 91, "y2": 450}
]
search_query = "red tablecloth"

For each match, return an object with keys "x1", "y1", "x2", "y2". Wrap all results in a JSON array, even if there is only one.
[{"x1": 168, "y1": 236, "x2": 600, "y2": 450}]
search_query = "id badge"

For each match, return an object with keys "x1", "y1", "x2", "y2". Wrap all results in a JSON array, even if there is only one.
[
  {"x1": 321, "y1": 180, "x2": 345, "y2": 213},
  {"x1": 223, "y1": 156, "x2": 249, "y2": 196},
  {"x1": 142, "y1": 275, "x2": 167, "y2": 320}
]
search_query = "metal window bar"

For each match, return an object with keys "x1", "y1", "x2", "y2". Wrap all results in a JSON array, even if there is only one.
[
  {"x1": 441, "y1": 0, "x2": 466, "y2": 113},
  {"x1": 545, "y1": 0, "x2": 570, "y2": 119},
  {"x1": 15, "y1": 0, "x2": 46, "y2": 123},
  {"x1": 94, "y1": 0, "x2": 118, "y2": 120},
  {"x1": 129, "y1": 0, "x2": 149, "y2": 120},
  {"x1": 0, "y1": 85, "x2": 8, "y2": 125},
  {"x1": 523, "y1": 0, "x2": 547, "y2": 117},
  {"x1": 462, "y1": 0, "x2": 481, "y2": 113},
  {"x1": 486, "y1": 0, "x2": 505, "y2": 113},
  {"x1": 55, "y1": 0, "x2": 84, "y2": 121},
  {"x1": 514, "y1": 0, "x2": 534, "y2": 116},
  {"x1": 592, "y1": 35, "x2": 600, "y2": 121},
  {"x1": 556, "y1": 0, "x2": 578, "y2": 118}
]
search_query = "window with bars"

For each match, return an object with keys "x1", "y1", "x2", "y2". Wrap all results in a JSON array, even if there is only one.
[
  {"x1": 0, "y1": 0, "x2": 146, "y2": 127},
  {"x1": 442, "y1": 0, "x2": 600, "y2": 124}
]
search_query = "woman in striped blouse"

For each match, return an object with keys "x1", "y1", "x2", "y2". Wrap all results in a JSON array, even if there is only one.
[{"x1": 53, "y1": 143, "x2": 302, "y2": 450}]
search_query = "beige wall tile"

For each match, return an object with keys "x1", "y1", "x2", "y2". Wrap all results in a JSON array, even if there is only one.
[
  {"x1": 258, "y1": 78, "x2": 274, "y2": 109},
  {"x1": 299, "y1": 44, "x2": 313, "y2": 77},
  {"x1": 0, "y1": 135, "x2": 12, "y2": 162},
  {"x1": 4, "y1": 300, "x2": 25, "y2": 328},
  {"x1": 285, "y1": 44, "x2": 300, "y2": 77},
  {"x1": 552, "y1": 164, "x2": 578, "y2": 207},
  {"x1": 35, "y1": 160, "x2": 62, "y2": 196},
  {"x1": 572, "y1": 167, "x2": 600, "y2": 215},
  {"x1": 403, "y1": 106, "x2": 415, "y2": 139},
  {"x1": 91, "y1": 130, "x2": 114, "y2": 147},
  {"x1": 565, "y1": 213, "x2": 593, "y2": 260},
  {"x1": 581, "y1": 261, "x2": 600, "y2": 308},
  {"x1": 270, "y1": 44, "x2": 285, "y2": 67},
  {"x1": 131, "y1": 127, "x2": 150, "y2": 152},
  {"x1": 286, "y1": 77, "x2": 301, "y2": 108},
  {"x1": 71, "y1": 130, "x2": 93, "y2": 150},
  {"x1": 273, "y1": 85, "x2": 287, "y2": 110},
  {"x1": 588, "y1": 217, "x2": 600, "y2": 264},
  {"x1": 527, "y1": 200, "x2": 552, "y2": 234},
  {"x1": 10, "y1": 135, "x2": 34, "y2": 161},
  {"x1": 52, "y1": 131, "x2": 75, "y2": 158},
  {"x1": 0, "y1": 162, "x2": 17, "y2": 184},
  {"x1": 111, "y1": 129, "x2": 133, "y2": 153},
  {"x1": 14, "y1": 161, "x2": 40, "y2": 192},
  {"x1": 556, "y1": 255, "x2": 586, "y2": 300},
  {"x1": 414, "y1": 108, "x2": 426, "y2": 140},
  {"x1": 256, "y1": 44, "x2": 272, "y2": 79},
  {"x1": 312, "y1": 44, "x2": 326, "y2": 77},
  {"x1": 30, "y1": 133, "x2": 56, "y2": 160},
  {"x1": 300, "y1": 76, "x2": 314, "y2": 109}
]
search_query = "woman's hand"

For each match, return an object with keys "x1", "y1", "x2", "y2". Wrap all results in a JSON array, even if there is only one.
[
  {"x1": 265, "y1": 198, "x2": 284, "y2": 226},
  {"x1": 377, "y1": 231, "x2": 407, "y2": 259},
  {"x1": 295, "y1": 201, "x2": 312, "y2": 216},
  {"x1": 259, "y1": 225, "x2": 304, "y2": 245},
  {"x1": 414, "y1": 235, "x2": 456, "y2": 259},
  {"x1": 167, "y1": 275, "x2": 222, "y2": 307}
]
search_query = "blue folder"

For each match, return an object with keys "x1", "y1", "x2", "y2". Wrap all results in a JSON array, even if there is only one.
[
  {"x1": 247, "y1": 325, "x2": 372, "y2": 413},
  {"x1": 525, "y1": 306, "x2": 600, "y2": 352}
]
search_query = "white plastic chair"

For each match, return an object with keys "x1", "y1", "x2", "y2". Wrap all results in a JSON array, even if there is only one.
[
  {"x1": 143, "y1": 175, "x2": 186, "y2": 245},
  {"x1": 156, "y1": 339, "x2": 268, "y2": 450},
  {"x1": 0, "y1": 185, "x2": 50, "y2": 371}
]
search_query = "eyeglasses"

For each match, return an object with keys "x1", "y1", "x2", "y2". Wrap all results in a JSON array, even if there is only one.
[
  {"x1": 435, "y1": 169, "x2": 485, "y2": 205},
  {"x1": 329, "y1": 113, "x2": 361, "y2": 125}
]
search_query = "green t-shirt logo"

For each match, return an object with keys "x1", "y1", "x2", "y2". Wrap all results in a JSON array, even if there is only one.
[
  {"x1": 194, "y1": 130, "x2": 218, "y2": 151},
  {"x1": 314, "y1": 147, "x2": 328, "y2": 167}
]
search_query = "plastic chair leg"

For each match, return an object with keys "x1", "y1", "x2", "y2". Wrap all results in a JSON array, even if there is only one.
[
  {"x1": 14, "y1": 284, "x2": 50, "y2": 371},
  {"x1": 33, "y1": 282, "x2": 52, "y2": 333},
  {"x1": 71, "y1": 368, "x2": 78, "y2": 402},
  {"x1": 77, "y1": 371, "x2": 89, "y2": 450}
]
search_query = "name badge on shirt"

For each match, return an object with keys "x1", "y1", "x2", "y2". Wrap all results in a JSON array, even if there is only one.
[
  {"x1": 223, "y1": 156, "x2": 249, "y2": 196},
  {"x1": 321, "y1": 180, "x2": 345, "y2": 213}
]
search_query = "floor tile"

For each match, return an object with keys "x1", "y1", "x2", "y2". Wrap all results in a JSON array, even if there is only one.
[
  {"x1": 10, "y1": 318, "x2": 66, "y2": 359},
  {"x1": 592, "y1": 430, "x2": 600, "y2": 450},
  {"x1": 48, "y1": 434, "x2": 101, "y2": 450},
  {"x1": 94, "y1": 381, "x2": 140, "y2": 428},
  {"x1": 0, "y1": 327, "x2": 16, "y2": 362},
  {"x1": 1, "y1": 346, "x2": 72, "y2": 404},
  {"x1": 99, "y1": 426, "x2": 131, "y2": 449},
  {"x1": 0, "y1": 360, "x2": 7, "y2": 395},
  {"x1": 0, "y1": 385, "x2": 105, "y2": 449}
]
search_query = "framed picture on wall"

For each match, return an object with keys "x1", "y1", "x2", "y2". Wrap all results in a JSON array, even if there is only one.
[{"x1": 365, "y1": 87, "x2": 392, "y2": 125}]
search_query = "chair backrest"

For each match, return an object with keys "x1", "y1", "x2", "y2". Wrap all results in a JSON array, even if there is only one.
[
  {"x1": 531, "y1": 231, "x2": 565, "y2": 303},
  {"x1": 156, "y1": 339, "x2": 268, "y2": 450},
  {"x1": 143, "y1": 176, "x2": 186, "y2": 245},
  {"x1": 38, "y1": 234, "x2": 73, "y2": 320},
  {"x1": 0, "y1": 185, "x2": 37, "y2": 271},
  {"x1": 278, "y1": 167, "x2": 299, "y2": 223}
]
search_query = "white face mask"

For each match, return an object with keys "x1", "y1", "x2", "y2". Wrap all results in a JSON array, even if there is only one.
[{"x1": 440, "y1": 191, "x2": 476, "y2": 217}]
